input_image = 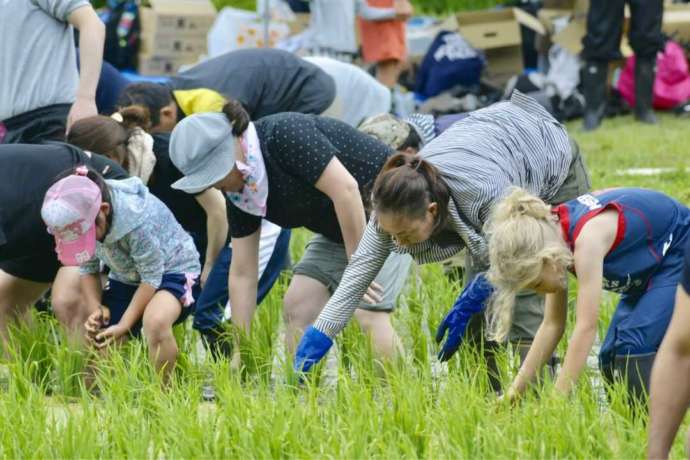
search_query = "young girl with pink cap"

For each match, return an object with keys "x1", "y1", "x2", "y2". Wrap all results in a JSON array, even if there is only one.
[{"x1": 42, "y1": 167, "x2": 200, "y2": 383}]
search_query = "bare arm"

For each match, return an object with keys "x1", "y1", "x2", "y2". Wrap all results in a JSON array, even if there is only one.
[
  {"x1": 647, "y1": 286, "x2": 690, "y2": 460},
  {"x1": 508, "y1": 289, "x2": 568, "y2": 398},
  {"x1": 67, "y1": 5, "x2": 104, "y2": 130},
  {"x1": 118, "y1": 284, "x2": 156, "y2": 331},
  {"x1": 554, "y1": 220, "x2": 612, "y2": 394},
  {"x1": 314, "y1": 157, "x2": 367, "y2": 260},
  {"x1": 194, "y1": 189, "x2": 229, "y2": 286},
  {"x1": 228, "y1": 229, "x2": 261, "y2": 333}
]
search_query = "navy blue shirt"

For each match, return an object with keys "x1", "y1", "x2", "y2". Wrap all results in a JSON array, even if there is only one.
[{"x1": 554, "y1": 188, "x2": 690, "y2": 295}]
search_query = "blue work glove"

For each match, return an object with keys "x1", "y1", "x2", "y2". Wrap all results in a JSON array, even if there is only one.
[
  {"x1": 294, "y1": 326, "x2": 334, "y2": 373},
  {"x1": 435, "y1": 273, "x2": 494, "y2": 362}
]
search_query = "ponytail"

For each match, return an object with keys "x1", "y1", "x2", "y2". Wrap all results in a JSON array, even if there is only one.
[
  {"x1": 485, "y1": 187, "x2": 573, "y2": 342},
  {"x1": 221, "y1": 99, "x2": 250, "y2": 136},
  {"x1": 67, "y1": 115, "x2": 129, "y2": 167},
  {"x1": 117, "y1": 105, "x2": 152, "y2": 131},
  {"x1": 372, "y1": 153, "x2": 450, "y2": 232},
  {"x1": 67, "y1": 112, "x2": 156, "y2": 182}
]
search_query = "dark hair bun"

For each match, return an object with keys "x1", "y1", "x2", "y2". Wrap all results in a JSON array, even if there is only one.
[
  {"x1": 118, "y1": 105, "x2": 152, "y2": 131},
  {"x1": 221, "y1": 99, "x2": 250, "y2": 136}
]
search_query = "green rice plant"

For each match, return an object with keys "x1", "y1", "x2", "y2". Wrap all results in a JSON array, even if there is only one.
[
  {"x1": 4, "y1": 312, "x2": 57, "y2": 396},
  {"x1": 1, "y1": 113, "x2": 690, "y2": 458}
]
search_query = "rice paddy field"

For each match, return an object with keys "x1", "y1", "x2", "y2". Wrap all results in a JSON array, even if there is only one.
[{"x1": 3, "y1": 115, "x2": 690, "y2": 458}]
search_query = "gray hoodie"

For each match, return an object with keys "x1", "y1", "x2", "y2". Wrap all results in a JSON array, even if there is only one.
[{"x1": 80, "y1": 177, "x2": 200, "y2": 288}]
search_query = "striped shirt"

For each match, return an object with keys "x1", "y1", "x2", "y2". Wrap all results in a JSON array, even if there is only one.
[{"x1": 313, "y1": 91, "x2": 573, "y2": 338}]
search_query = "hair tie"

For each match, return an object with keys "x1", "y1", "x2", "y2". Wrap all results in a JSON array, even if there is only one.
[
  {"x1": 409, "y1": 157, "x2": 422, "y2": 171},
  {"x1": 75, "y1": 165, "x2": 89, "y2": 176},
  {"x1": 111, "y1": 112, "x2": 124, "y2": 123}
]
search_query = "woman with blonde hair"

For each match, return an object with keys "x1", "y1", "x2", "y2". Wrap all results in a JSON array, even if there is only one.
[{"x1": 486, "y1": 187, "x2": 690, "y2": 401}]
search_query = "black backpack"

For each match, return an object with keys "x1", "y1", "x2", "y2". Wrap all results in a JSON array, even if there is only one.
[{"x1": 102, "y1": 0, "x2": 141, "y2": 70}]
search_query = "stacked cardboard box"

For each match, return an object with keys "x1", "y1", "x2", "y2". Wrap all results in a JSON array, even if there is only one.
[
  {"x1": 138, "y1": 0, "x2": 217, "y2": 75},
  {"x1": 443, "y1": 8, "x2": 545, "y2": 86}
]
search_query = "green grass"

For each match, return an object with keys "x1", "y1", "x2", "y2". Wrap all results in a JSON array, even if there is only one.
[{"x1": 2, "y1": 113, "x2": 690, "y2": 458}]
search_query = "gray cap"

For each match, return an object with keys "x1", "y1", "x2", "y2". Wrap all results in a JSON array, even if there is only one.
[{"x1": 169, "y1": 112, "x2": 236, "y2": 194}]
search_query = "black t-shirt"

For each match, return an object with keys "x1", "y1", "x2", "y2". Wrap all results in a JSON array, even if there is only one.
[
  {"x1": 0, "y1": 143, "x2": 127, "y2": 261},
  {"x1": 229, "y1": 113, "x2": 393, "y2": 243},
  {"x1": 682, "y1": 241, "x2": 690, "y2": 295},
  {"x1": 169, "y1": 49, "x2": 336, "y2": 119},
  {"x1": 148, "y1": 134, "x2": 208, "y2": 236}
]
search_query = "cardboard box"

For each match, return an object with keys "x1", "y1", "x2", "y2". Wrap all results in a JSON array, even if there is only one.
[
  {"x1": 140, "y1": 0, "x2": 216, "y2": 40},
  {"x1": 451, "y1": 8, "x2": 545, "y2": 85},
  {"x1": 140, "y1": 34, "x2": 208, "y2": 57},
  {"x1": 663, "y1": 4, "x2": 690, "y2": 42},
  {"x1": 138, "y1": 53, "x2": 199, "y2": 76},
  {"x1": 538, "y1": 8, "x2": 572, "y2": 35}
]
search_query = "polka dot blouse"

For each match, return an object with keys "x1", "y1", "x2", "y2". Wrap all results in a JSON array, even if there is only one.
[{"x1": 229, "y1": 113, "x2": 393, "y2": 243}]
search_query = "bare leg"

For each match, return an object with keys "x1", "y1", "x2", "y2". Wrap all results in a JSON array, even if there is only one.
[
  {"x1": 282, "y1": 275, "x2": 331, "y2": 355},
  {"x1": 51, "y1": 267, "x2": 92, "y2": 342},
  {"x1": 376, "y1": 59, "x2": 403, "y2": 89},
  {"x1": 0, "y1": 269, "x2": 49, "y2": 348},
  {"x1": 142, "y1": 290, "x2": 182, "y2": 384},
  {"x1": 353, "y1": 309, "x2": 401, "y2": 361}
]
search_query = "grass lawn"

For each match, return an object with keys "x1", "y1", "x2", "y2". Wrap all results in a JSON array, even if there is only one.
[{"x1": 2, "y1": 114, "x2": 689, "y2": 458}]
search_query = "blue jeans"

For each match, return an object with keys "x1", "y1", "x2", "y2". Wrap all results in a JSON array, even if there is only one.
[
  {"x1": 192, "y1": 228, "x2": 291, "y2": 333},
  {"x1": 598, "y1": 241, "x2": 686, "y2": 366}
]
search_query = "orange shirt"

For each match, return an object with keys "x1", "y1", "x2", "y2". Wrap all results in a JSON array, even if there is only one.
[{"x1": 359, "y1": 0, "x2": 407, "y2": 63}]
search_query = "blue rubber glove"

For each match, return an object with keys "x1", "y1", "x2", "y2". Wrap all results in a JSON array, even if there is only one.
[
  {"x1": 435, "y1": 273, "x2": 494, "y2": 362},
  {"x1": 294, "y1": 326, "x2": 334, "y2": 373}
]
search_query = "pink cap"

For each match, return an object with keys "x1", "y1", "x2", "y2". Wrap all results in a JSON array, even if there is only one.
[{"x1": 41, "y1": 174, "x2": 102, "y2": 266}]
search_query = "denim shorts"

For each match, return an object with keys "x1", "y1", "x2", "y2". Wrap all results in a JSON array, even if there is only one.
[{"x1": 102, "y1": 273, "x2": 200, "y2": 337}]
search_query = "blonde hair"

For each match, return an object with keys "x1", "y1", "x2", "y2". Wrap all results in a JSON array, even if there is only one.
[{"x1": 485, "y1": 187, "x2": 573, "y2": 342}]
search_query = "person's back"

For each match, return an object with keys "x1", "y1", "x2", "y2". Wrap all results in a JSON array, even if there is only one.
[
  {"x1": 304, "y1": 56, "x2": 391, "y2": 126},
  {"x1": 0, "y1": 1, "x2": 81, "y2": 122},
  {"x1": 170, "y1": 49, "x2": 336, "y2": 119},
  {"x1": 0, "y1": 0, "x2": 103, "y2": 143},
  {"x1": 421, "y1": 91, "x2": 572, "y2": 229},
  {"x1": 0, "y1": 143, "x2": 126, "y2": 263}
]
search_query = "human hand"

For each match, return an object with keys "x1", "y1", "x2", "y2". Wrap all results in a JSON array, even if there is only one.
[
  {"x1": 294, "y1": 326, "x2": 334, "y2": 373},
  {"x1": 435, "y1": 273, "x2": 494, "y2": 361},
  {"x1": 363, "y1": 281, "x2": 384, "y2": 305},
  {"x1": 85, "y1": 305, "x2": 110, "y2": 342},
  {"x1": 94, "y1": 323, "x2": 129, "y2": 349},
  {"x1": 66, "y1": 95, "x2": 98, "y2": 132},
  {"x1": 394, "y1": 0, "x2": 413, "y2": 21}
]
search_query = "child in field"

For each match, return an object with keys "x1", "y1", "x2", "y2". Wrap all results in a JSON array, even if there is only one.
[
  {"x1": 41, "y1": 167, "x2": 200, "y2": 382},
  {"x1": 485, "y1": 188, "x2": 690, "y2": 401},
  {"x1": 67, "y1": 109, "x2": 291, "y2": 362}
]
